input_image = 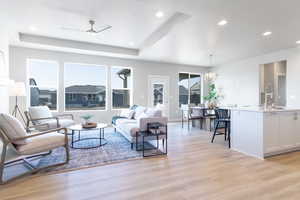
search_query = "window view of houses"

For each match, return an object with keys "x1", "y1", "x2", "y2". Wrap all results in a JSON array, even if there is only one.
[
  {"x1": 153, "y1": 84, "x2": 164, "y2": 106},
  {"x1": 28, "y1": 60, "x2": 132, "y2": 111},
  {"x1": 179, "y1": 72, "x2": 201, "y2": 107}
]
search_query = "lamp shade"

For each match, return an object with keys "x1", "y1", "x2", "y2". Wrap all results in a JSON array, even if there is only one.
[{"x1": 9, "y1": 82, "x2": 26, "y2": 97}]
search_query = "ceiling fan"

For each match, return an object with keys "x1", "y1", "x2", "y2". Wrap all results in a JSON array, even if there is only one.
[{"x1": 62, "y1": 20, "x2": 112, "y2": 35}]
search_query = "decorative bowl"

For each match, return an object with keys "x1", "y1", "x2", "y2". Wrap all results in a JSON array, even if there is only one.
[{"x1": 82, "y1": 122, "x2": 97, "y2": 129}]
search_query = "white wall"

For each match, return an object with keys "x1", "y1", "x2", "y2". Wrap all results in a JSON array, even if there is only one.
[
  {"x1": 0, "y1": 31, "x2": 10, "y2": 114},
  {"x1": 9, "y1": 46, "x2": 208, "y2": 123},
  {"x1": 213, "y1": 47, "x2": 300, "y2": 107}
]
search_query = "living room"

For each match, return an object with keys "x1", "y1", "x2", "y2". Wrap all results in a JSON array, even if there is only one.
[{"x1": 2, "y1": 0, "x2": 300, "y2": 199}]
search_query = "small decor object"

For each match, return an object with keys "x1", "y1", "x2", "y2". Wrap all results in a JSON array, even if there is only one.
[
  {"x1": 82, "y1": 122, "x2": 97, "y2": 129},
  {"x1": 204, "y1": 83, "x2": 219, "y2": 109},
  {"x1": 81, "y1": 114, "x2": 96, "y2": 128}
]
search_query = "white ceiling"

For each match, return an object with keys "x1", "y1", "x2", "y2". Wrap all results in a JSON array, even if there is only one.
[{"x1": 1, "y1": 0, "x2": 300, "y2": 66}]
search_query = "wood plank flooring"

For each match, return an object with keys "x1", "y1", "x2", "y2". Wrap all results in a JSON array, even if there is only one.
[{"x1": 1, "y1": 123, "x2": 300, "y2": 200}]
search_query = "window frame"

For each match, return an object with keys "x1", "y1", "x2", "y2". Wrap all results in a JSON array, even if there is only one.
[
  {"x1": 111, "y1": 66, "x2": 133, "y2": 110},
  {"x1": 63, "y1": 62, "x2": 108, "y2": 112},
  {"x1": 26, "y1": 58, "x2": 59, "y2": 112},
  {"x1": 178, "y1": 72, "x2": 204, "y2": 107}
]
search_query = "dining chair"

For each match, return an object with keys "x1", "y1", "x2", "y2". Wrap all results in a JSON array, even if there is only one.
[
  {"x1": 181, "y1": 104, "x2": 204, "y2": 130},
  {"x1": 203, "y1": 108, "x2": 216, "y2": 131}
]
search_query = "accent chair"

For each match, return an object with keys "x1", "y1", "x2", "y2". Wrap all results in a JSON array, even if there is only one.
[
  {"x1": 0, "y1": 113, "x2": 69, "y2": 184},
  {"x1": 25, "y1": 106, "x2": 75, "y2": 131}
]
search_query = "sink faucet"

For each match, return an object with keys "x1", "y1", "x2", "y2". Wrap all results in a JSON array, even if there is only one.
[{"x1": 265, "y1": 92, "x2": 273, "y2": 109}]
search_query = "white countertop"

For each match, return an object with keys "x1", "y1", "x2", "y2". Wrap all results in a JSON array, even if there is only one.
[{"x1": 227, "y1": 106, "x2": 300, "y2": 113}]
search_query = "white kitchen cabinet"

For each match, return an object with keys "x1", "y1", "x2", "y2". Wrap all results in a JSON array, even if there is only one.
[
  {"x1": 295, "y1": 112, "x2": 300, "y2": 147},
  {"x1": 231, "y1": 108, "x2": 300, "y2": 159},
  {"x1": 263, "y1": 112, "x2": 280, "y2": 154},
  {"x1": 278, "y1": 112, "x2": 298, "y2": 149}
]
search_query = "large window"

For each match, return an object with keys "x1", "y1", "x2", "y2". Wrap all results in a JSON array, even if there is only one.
[
  {"x1": 111, "y1": 67, "x2": 132, "y2": 109},
  {"x1": 179, "y1": 73, "x2": 202, "y2": 107},
  {"x1": 64, "y1": 63, "x2": 107, "y2": 111},
  {"x1": 28, "y1": 59, "x2": 58, "y2": 110}
]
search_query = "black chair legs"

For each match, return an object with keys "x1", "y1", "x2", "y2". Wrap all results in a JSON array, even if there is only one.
[
  {"x1": 211, "y1": 121, "x2": 231, "y2": 148},
  {"x1": 211, "y1": 121, "x2": 219, "y2": 143}
]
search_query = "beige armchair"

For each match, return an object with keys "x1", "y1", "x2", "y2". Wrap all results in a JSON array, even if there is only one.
[
  {"x1": 25, "y1": 106, "x2": 75, "y2": 131},
  {"x1": 0, "y1": 113, "x2": 69, "y2": 184}
]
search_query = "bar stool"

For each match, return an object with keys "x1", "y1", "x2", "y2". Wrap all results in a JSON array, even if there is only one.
[{"x1": 211, "y1": 109, "x2": 231, "y2": 148}]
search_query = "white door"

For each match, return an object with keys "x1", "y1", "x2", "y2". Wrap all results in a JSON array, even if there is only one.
[{"x1": 148, "y1": 75, "x2": 170, "y2": 118}]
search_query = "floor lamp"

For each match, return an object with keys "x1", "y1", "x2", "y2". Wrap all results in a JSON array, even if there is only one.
[{"x1": 10, "y1": 82, "x2": 26, "y2": 125}]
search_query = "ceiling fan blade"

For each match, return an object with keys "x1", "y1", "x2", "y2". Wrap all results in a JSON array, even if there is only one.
[
  {"x1": 95, "y1": 25, "x2": 112, "y2": 33},
  {"x1": 61, "y1": 27, "x2": 86, "y2": 32}
]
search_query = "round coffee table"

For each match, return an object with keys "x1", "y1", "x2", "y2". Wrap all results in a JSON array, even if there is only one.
[{"x1": 68, "y1": 123, "x2": 108, "y2": 149}]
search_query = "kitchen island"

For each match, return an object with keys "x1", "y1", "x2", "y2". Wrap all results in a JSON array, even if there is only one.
[{"x1": 230, "y1": 107, "x2": 300, "y2": 159}]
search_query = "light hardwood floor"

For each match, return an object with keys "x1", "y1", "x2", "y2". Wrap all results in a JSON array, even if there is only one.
[{"x1": 1, "y1": 123, "x2": 300, "y2": 200}]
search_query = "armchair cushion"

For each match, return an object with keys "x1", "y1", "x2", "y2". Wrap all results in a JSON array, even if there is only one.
[
  {"x1": 16, "y1": 132, "x2": 65, "y2": 155},
  {"x1": 28, "y1": 106, "x2": 52, "y2": 120},
  {"x1": 59, "y1": 119, "x2": 75, "y2": 128},
  {"x1": 37, "y1": 119, "x2": 75, "y2": 130},
  {"x1": 0, "y1": 114, "x2": 27, "y2": 145}
]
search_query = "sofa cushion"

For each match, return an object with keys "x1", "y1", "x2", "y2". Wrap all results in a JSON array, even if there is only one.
[
  {"x1": 112, "y1": 116, "x2": 127, "y2": 125},
  {"x1": 115, "y1": 118, "x2": 136, "y2": 127},
  {"x1": 28, "y1": 106, "x2": 52, "y2": 119},
  {"x1": 17, "y1": 132, "x2": 65, "y2": 155},
  {"x1": 123, "y1": 124, "x2": 140, "y2": 137},
  {"x1": 120, "y1": 109, "x2": 135, "y2": 119},
  {"x1": 134, "y1": 106, "x2": 146, "y2": 119},
  {"x1": 0, "y1": 114, "x2": 27, "y2": 145},
  {"x1": 145, "y1": 108, "x2": 162, "y2": 117},
  {"x1": 136, "y1": 112, "x2": 149, "y2": 121}
]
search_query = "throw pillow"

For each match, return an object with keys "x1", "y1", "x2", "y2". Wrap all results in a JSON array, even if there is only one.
[
  {"x1": 136, "y1": 112, "x2": 149, "y2": 121},
  {"x1": 134, "y1": 106, "x2": 147, "y2": 119},
  {"x1": 120, "y1": 109, "x2": 135, "y2": 119},
  {"x1": 0, "y1": 114, "x2": 27, "y2": 145}
]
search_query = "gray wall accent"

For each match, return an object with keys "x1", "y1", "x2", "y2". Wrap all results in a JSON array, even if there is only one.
[
  {"x1": 0, "y1": 32, "x2": 9, "y2": 114},
  {"x1": 9, "y1": 46, "x2": 209, "y2": 123}
]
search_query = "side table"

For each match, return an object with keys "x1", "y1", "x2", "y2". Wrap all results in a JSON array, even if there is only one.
[{"x1": 140, "y1": 122, "x2": 167, "y2": 157}]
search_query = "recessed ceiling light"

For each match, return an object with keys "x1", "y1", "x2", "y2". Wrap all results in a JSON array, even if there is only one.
[
  {"x1": 155, "y1": 11, "x2": 164, "y2": 18},
  {"x1": 296, "y1": 40, "x2": 300, "y2": 44},
  {"x1": 218, "y1": 20, "x2": 228, "y2": 26},
  {"x1": 29, "y1": 25, "x2": 38, "y2": 31},
  {"x1": 262, "y1": 31, "x2": 272, "y2": 36}
]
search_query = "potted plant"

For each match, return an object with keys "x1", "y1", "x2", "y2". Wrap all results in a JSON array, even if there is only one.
[{"x1": 204, "y1": 83, "x2": 219, "y2": 109}]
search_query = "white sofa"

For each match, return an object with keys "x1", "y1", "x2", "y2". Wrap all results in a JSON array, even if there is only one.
[{"x1": 112, "y1": 105, "x2": 168, "y2": 150}]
